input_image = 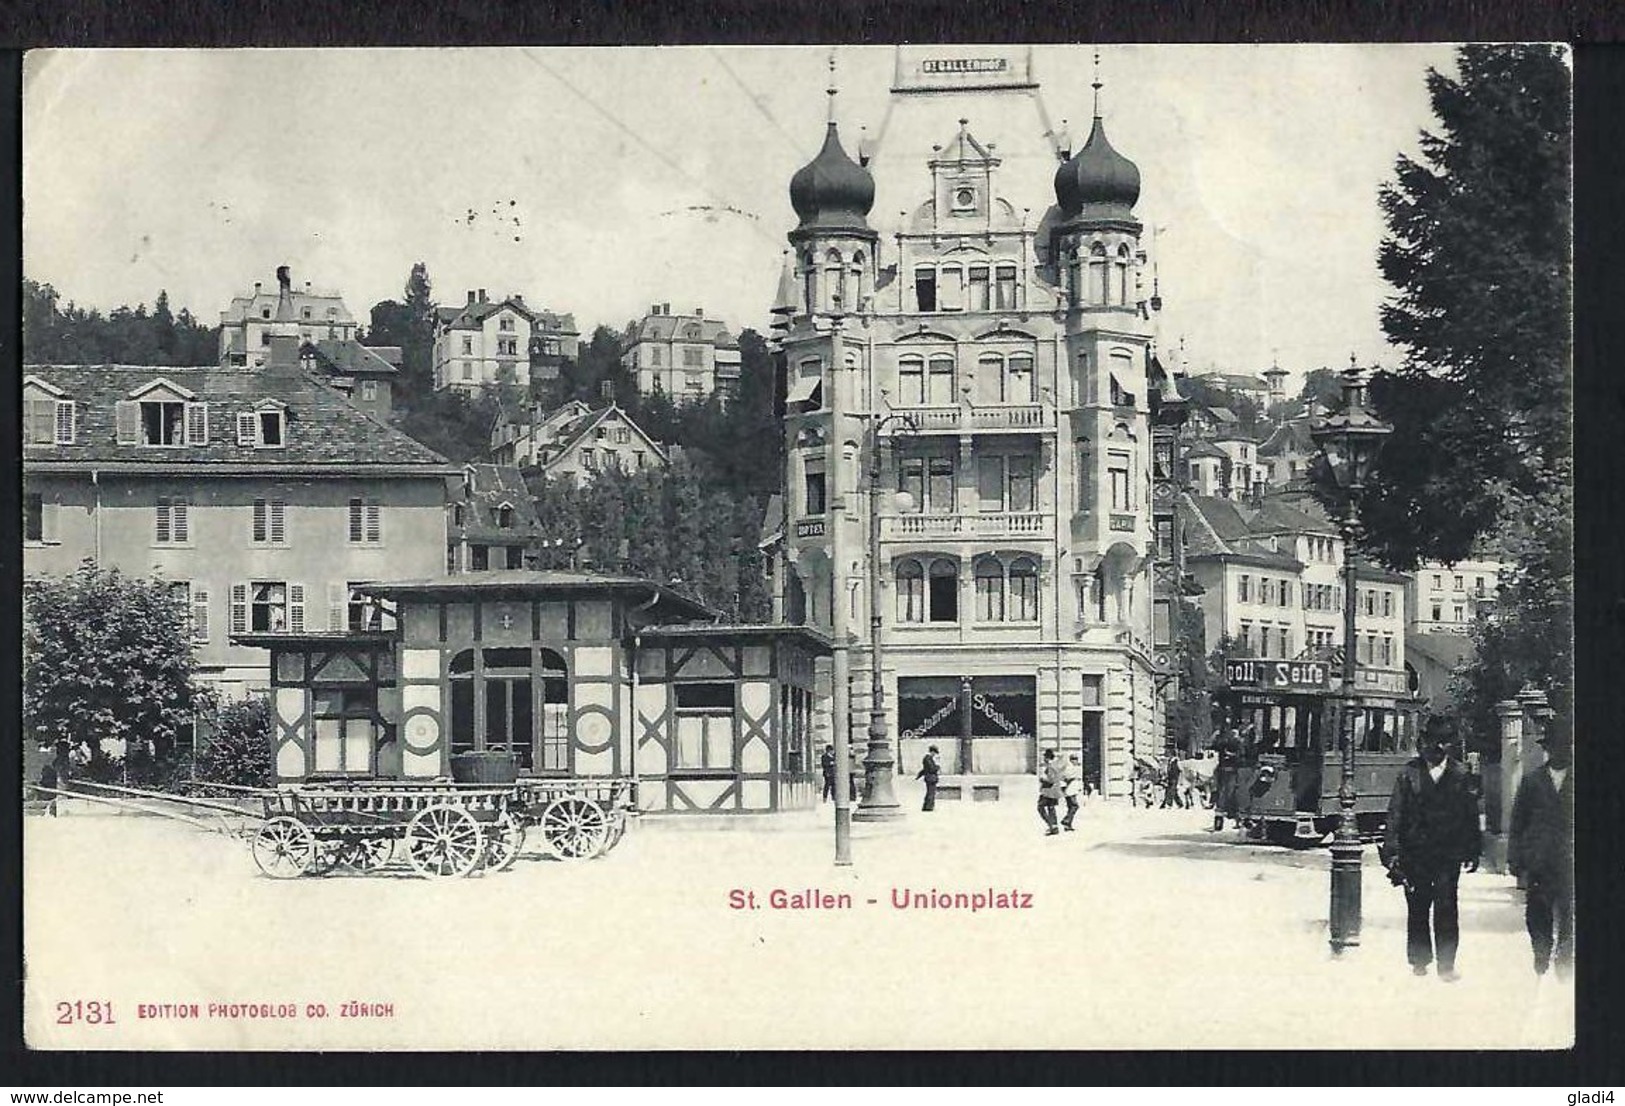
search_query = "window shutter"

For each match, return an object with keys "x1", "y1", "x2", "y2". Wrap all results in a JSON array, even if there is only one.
[
  {"x1": 230, "y1": 584, "x2": 248, "y2": 635},
  {"x1": 365, "y1": 501, "x2": 380, "y2": 544},
  {"x1": 328, "y1": 583, "x2": 346, "y2": 631},
  {"x1": 236, "y1": 412, "x2": 257, "y2": 445},
  {"x1": 55, "y1": 401, "x2": 76, "y2": 444},
  {"x1": 185, "y1": 403, "x2": 208, "y2": 445},
  {"x1": 155, "y1": 500, "x2": 171, "y2": 544},
  {"x1": 289, "y1": 583, "x2": 306, "y2": 632},
  {"x1": 270, "y1": 500, "x2": 286, "y2": 544},
  {"x1": 348, "y1": 498, "x2": 363, "y2": 543},
  {"x1": 115, "y1": 401, "x2": 140, "y2": 444},
  {"x1": 173, "y1": 499, "x2": 189, "y2": 544},
  {"x1": 192, "y1": 586, "x2": 210, "y2": 643},
  {"x1": 252, "y1": 499, "x2": 267, "y2": 542}
]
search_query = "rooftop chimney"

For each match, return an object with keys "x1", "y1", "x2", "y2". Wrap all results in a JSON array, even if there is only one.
[
  {"x1": 478, "y1": 289, "x2": 488, "y2": 303},
  {"x1": 468, "y1": 291, "x2": 477, "y2": 305},
  {"x1": 695, "y1": 307, "x2": 704, "y2": 317},
  {"x1": 276, "y1": 265, "x2": 291, "y2": 294}
]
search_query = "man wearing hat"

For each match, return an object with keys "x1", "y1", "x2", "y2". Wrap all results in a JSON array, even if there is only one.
[
  {"x1": 1508, "y1": 722, "x2": 1574, "y2": 978},
  {"x1": 1379, "y1": 722, "x2": 1481, "y2": 981},
  {"x1": 915, "y1": 745, "x2": 941, "y2": 812}
]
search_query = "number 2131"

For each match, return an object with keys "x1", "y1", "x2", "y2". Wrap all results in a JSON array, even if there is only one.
[{"x1": 56, "y1": 1000, "x2": 116, "y2": 1024}]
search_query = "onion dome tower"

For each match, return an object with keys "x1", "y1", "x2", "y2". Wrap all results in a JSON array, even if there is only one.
[
  {"x1": 1053, "y1": 114, "x2": 1142, "y2": 225},
  {"x1": 786, "y1": 59, "x2": 878, "y2": 319}
]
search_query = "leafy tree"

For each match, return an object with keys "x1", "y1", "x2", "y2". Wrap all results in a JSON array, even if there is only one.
[
  {"x1": 24, "y1": 561, "x2": 202, "y2": 780},
  {"x1": 1320, "y1": 44, "x2": 1572, "y2": 748},
  {"x1": 196, "y1": 696, "x2": 274, "y2": 788},
  {"x1": 22, "y1": 280, "x2": 220, "y2": 366},
  {"x1": 1297, "y1": 367, "x2": 1343, "y2": 411}
]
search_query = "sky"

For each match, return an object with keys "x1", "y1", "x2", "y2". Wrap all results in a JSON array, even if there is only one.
[{"x1": 23, "y1": 44, "x2": 1460, "y2": 392}]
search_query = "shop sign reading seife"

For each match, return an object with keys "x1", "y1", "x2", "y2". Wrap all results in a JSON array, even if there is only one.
[{"x1": 1224, "y1": 658, "x2": 1331, "y2": 692}]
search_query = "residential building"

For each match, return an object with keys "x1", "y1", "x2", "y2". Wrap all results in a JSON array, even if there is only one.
[
  {"x1": 1406, "y1": 558, "x2": 1504, "y2": 634},
  {"x1": 491, "y1": 403, "x2": 668, "y2": 487},
  {"x1": 447, "y1": 464, "x2": 542, "y2": 572},
  {"x1": 1179, "y1": 493, "x2": 1410, "y2": 698},
  {"x1": 300, "y1": 338, "x2": 400, "y2": 423},
  {"x1": 23, "y1": 363, "x2": 457, "y2": 699},
  {"x1": 622, "y1": 305, "x2": 742, "y2": 399},
  {"x1": 433, "y1": 291, "x2": 578, "y2": 393},
  {"x1": 774, "y1": 100, "x2": 1164, "y2": 795},
  {"x1": 1256, "y1": 415, "x2": 1317, "y2": 491},
  {"x1": 219, "y1": 266, "x2": 360, "y2": 368},
  {"x1": 1210, "y1": 426, "x2": 1260, "y2": 500},
  {"x1": 1188, "y1": 370, "x2": 1272, "y2": 405}
]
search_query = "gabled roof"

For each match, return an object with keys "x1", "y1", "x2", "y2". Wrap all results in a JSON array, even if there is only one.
[
  {"x1": 359, "y1": 570, "x2": 717, "y2": 624},
  {"x1": 1248, "y1": 496, "x2": 1339, "y2": 536},
  {"x1": 452, "y1": 464, "x2": 542, "y2": 541},
  {"x1": 436, "y1": 297, "x2": 534, "y2": 331},
  {"x1": 1179, "y1": 494, "x2": 1305, "y2": 570},
  {"x1": 309, "y1": 338, "x2": 399, "y2": 377},
  {"x1": 1258, "y1": 419, "x2": 1314, "y2": 457},
  {"x1": 1203, "y1": 406, "x2": 1239, "y2": 423},
  {"x1": 544, "y1": 404, "x2": 669, "y2": 468},
  {"x1": 932, "y1": 122, "x2": 995, "y2": 165},
  {"x1": 1186, "y1": 441, "x2": 1227, "y2": 461},
  {"x1": 22, "y1": 364, "x2": 452, "y2": 470},
  {"x1": 1406, "y1": 631, "x2": 1476, "y2": 673}
]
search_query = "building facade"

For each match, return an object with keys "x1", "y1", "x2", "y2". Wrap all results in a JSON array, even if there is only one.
[
  {"x1": 432, "y1": 291, "x2": 577, "y2": 393},
  {"x1": 622, "y1": 305, "x2": 742, "y2": 399},
  {"x1": 23, "y1": 364, "x2": 457, "y2": 698},
  {"x1": 773, "y1": 103, "x2": 1165, "y2": 794},
  {"x1": 447, "y1": 464, "x2": 543, "y2": 572},
  {"x1": 489, "y1": 403, "x2": 669, "y2": 487},
  {"x1": 1406, "y1": 558, "x2": 1503, "y2": 633},
  {"x1": 219, "y1": 266, "x2": 360, "y2": 368}
]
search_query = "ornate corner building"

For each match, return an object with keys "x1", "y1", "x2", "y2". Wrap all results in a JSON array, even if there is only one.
[{"x1": 770, "y1": 58, "x2": 1167, "y2": 795}]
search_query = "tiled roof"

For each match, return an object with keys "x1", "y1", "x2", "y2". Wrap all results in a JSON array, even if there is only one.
[
  {"x1": 438, "y1": 298, "x2": 533, "y2": 331},
  {"x1": 23, "y1": 364, "x2": 451, "y2": 469},
  {"x1": 311, "y1": 338, "x2": 399, "y2": 377},
  {"x1": 628, "y1": 313, "x2": 736, "y2": 346},
  {"x1": 1258, "y1": 419, "x2": 1314, "y2": 457},
  {"x1": 547, "y1": 405, "x2": 669, "y2": 466},
  {"x1": 1180, "y1": 494, "x2": 1304, "y2": 570},
  {"x1": 1186, "y1": 442, "x2": 1227, "y2": 461},
  {"x1": 452, "y1": 464, "x2": 543, "y2": 541},
  {"x1": 1249, "y1": 496, "x2": 1338, "y2": 536},
  {"x1": 222, "y1": 290, "x2": 355, "y2": 326}
]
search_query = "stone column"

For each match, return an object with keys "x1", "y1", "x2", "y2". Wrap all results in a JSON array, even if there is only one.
[{"x1": 1486, "y1": 698, "x2": 1523, "y2": 874}]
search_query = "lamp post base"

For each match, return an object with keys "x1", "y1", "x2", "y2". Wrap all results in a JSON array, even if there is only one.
[
  {"x1": 1328, "y1": 832, "x2": 1364, "y2": 955},
  {"x1": 853, "y1": 762, "x2": 906, "y2": 822}
]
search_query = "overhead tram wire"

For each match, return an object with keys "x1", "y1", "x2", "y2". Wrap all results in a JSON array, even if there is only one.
[
  {"x1": 708, "y1": 48, "x2": 809, "y2": 160},
  {"x1": 519, "y1": 48, "x2": 781, "y2": 248}
]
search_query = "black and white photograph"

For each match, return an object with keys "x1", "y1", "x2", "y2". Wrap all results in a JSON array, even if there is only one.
[{"x1": 19, "y1": 43, "x2": 1574, "y2": 1052}]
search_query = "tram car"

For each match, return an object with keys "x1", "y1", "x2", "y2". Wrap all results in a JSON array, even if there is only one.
[{"x1": 1215, "y1": 656, "x2": 1424, "y2": 846}]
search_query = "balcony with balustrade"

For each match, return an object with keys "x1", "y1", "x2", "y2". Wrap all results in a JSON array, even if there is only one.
[
  {"x1": 881, "y1": 510, "x2": 1052, "y2": 541},
  {"x1": 879, "y1": 403, "x2": 1053, "y2": 437}
]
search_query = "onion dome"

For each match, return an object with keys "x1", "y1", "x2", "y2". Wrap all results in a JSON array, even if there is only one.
[
  {"x1": 789, "y1": 122, "x2": 875, "y2": 233},
  {"x1": 1053, "y1": 116, "x2": 1141, "y2": 220}
]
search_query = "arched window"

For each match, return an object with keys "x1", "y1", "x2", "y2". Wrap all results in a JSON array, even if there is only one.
[
  {"x1": 1088, "y1": 243, "x2": 1109, "y2": 304},
  {"x1": 896, "y1": 559, "x2": 925, "y2": 623},
  {"x1": 928, "y1": 557, "x2": 959, "y2": 623},
  {"x1": 803, "y1": 250, "x2": 817, "y2": 316},
  {"x1": 1067, "y1": 248, "x2": 1082, "y2": 306},
  {"x1": 927, "y1": 355, "x2": 955, "y2": 405},
  {"x1": 976, "y1": 353, "x2": 1004, "y2": 404},
  {"x1": 536, "y1": 648, "x2": 569, "y2": 771},
  {"x1": 968, "y1": 264, "x2": 990, "y2": 311},
  {"x1": 1009, "y1": 557, "x2": 1039, "y2": 622},
  {"x1": 995, "y1": 263, "x2": 1018, "y2": 310},
  {"x1": 1114, "y1": 244, "x2": 1131, "y2": 305},
  {"x1": 939, "y1": 264, "x2": 964, "y2": 311},
  {"x1": 897, "y1": 356, "x2": 925, "y2": 406},
  {"x1": 482, "y1": 647, "x2": 534, "y2": 770},
  {"x1": 824, "y1": 248, "x2": 844, "y2": 313},
  {"x1": 852, "y1": 250, "x2": 867, "y2": 309},
  {"x1": 1006, "y1": 354, "x2": 1035, "y2": 404},
  {"x1": 974, "y1": 556, "x2": 1005, "y2": 622},
  {"x1": 449, "y1": 648, "x2": 476, "y2": 757},
  {"x1": 914, "y1": 266, "x2": 937, "y2": 312}
]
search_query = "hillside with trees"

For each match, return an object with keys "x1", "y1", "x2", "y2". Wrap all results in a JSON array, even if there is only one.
[{"x1": 23, "y1": 280, "x2": 220, "y2": 365}]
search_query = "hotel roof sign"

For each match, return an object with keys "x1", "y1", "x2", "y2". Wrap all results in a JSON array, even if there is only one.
[{"x1": 892, "y1": 47, "x2": 1037, "y2": 94}]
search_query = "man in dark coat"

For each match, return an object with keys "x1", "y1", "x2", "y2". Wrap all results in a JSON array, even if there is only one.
[
  {"x1": 1159, "y1": 755, "x2": 1184, "y2": 809},
  {"x1": 1509, "y1": 727, "x2": 1574, "y2": 978},
  {"x1": 915, "y1": 745, "x2": 941, "y2": 812},
  {"x1": 819, "y1": 744, "x2": 837, "y2": 803},
  {"x1": 1209, "y1": 728, "x2": 1244, "y2": 832},
  {"x1": 1037, "y1": 749, "x2": 1063, "y2": 836},
  {"x1": 1379, "y1": 728, "x2": 1481, "y2": 981}
]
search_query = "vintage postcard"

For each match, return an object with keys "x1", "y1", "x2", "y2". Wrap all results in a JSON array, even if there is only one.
[{"x1": 20, "y1": 44, "x2": 1575, "y2": 1051}]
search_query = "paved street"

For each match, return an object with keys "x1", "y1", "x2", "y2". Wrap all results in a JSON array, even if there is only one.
[{"x1": 25, "y1": 783, "x2": 1571, "y2": 1051}]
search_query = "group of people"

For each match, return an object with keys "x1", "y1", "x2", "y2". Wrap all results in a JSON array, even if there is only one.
[
  {"x1": 1036, "y1": 749, "x2": 1085, "y2": 835},
  {"x1": 1380, "y1": 722, "x2": 1573, "y2": 982}
]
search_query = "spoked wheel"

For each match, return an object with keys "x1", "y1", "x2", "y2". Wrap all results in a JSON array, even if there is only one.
[
  {"x1": 541, "y1": 797, "x2": 609, "y2": 860},
  {"x1": 405, "y1": 805, "x2": 484, "y2": 878},
  {"x1": 341, "y1": 836, "x2": 394, "y2": 872},
  {"x1": 481, "y1": 812, "x2": 526, "y2": 872},
  {"x1": 252, "y1": 816, "x2": 317, "y2": 879}
]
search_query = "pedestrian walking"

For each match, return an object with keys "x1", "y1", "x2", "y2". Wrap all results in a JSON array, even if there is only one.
[
  {"x1": 1210, "y1": 727, "x2": 1243, "y2": 831},
  {"x1": 819, "y1": 744, "x2": 836, "y2": 803},
  {"x1": 915, "y1": 745, "x2": 941, "y2": 812},
  {"x1": 1037, "y1": 749, "x2": 1063, "y2": 836},
  {"x1": 848, "y1": 745, "x2": 862, "y2": 802},
  {"x1": 1508, "y1": 725, "x2": 1574, "y2": 979},
  {"x1": 1379, "y1": 725, "x2": 1480, "y2": 981},
  {"x1": 1159, "y1": 755, "x2": 1184, "y2": 809},
  {"x1": 1061, "y1": 753, "x2": 1083, "y2": 831}
]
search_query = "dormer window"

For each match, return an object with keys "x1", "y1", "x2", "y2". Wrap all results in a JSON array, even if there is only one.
[
  {"x1": 259, "y1": 410, "x2": 284, "y2": 447},
  {"x1": 496, "y1": 505, "x2": 515, "y2": 529},
  {"x1": 236, "y1": 403, "x2": 287, "y2": 448},
  {"x1": 261, "y1": 307, "x2": 272, "y2": 319},
  {"x1": 24, "y1": 393, "x2": 76, "y2": 445}
]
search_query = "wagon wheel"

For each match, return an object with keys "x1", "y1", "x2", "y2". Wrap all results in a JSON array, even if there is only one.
[
  {"x1": 541, "y1": 797, "x2": 609, "y2": 860},
  {"x1": 404, "y1": 805, "x2": 484, "y2": 878},
  {"x1": 481, "y1": 812, "x2": 526, "y2": 872},
  {"x1": 251, "y1": 816, "x2": 317, "y2": 879},
  {"x1": 341, "y1": 836, "x2": 394, "y2": 872}
]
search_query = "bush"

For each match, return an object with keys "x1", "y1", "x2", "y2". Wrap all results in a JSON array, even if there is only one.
[{"x1": 195, "y1": 697, "x2": 274, "y2": 788}]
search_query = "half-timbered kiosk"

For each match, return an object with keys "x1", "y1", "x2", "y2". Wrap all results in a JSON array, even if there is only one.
[{"x1": 236, "y1": 571, "x2": 831, "y2": 814}]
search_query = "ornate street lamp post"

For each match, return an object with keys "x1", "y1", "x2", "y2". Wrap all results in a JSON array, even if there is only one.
[
  {"x1": 1311, "y1": 364, "x2": 1392, "y2": 956},
  {"x1": 855, "y1": 412, "x2": 918, "y2": 822}
]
